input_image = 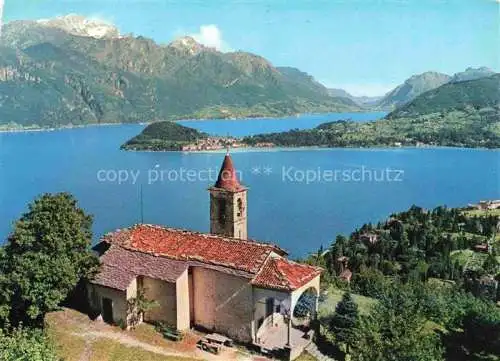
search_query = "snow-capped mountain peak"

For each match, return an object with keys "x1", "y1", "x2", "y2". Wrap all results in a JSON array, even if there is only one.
[{"x1": 37, "y1": 14, "x2": 120, "y2": 39}]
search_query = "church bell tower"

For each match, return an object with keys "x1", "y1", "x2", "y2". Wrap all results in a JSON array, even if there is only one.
[{"x1": 209, "y1": 152, "x2": 247, "y2": 239}]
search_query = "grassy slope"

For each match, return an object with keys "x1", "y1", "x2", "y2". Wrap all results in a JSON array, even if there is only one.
[
  {"x1": 462, "y1": 208, "x2": 500, "y2": 217},
  {"x1": 318, "y1": 287, "x2": 377, "y2": 318}
]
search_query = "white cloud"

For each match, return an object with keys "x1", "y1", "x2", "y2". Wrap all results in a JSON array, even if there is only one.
[
  {"x1": 0, "y1": 0, "x2": 4, "y2": 36},
  {"x1": 326, "y1": 83, "x2": 398, "y2": 97},
  {"x1": 189, "y1": 24, "x2": 232, "y2": 52}
]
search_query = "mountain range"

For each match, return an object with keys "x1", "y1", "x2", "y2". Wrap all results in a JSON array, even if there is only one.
[
  {"x1": 0, "y1": 15, "x2": 358, "y2": 129},
  {"x1": 327, "y1": 88, "x2": 382, "y2": 106}
]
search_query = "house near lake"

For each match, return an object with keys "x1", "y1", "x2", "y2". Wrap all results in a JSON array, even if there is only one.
[{"x1": 87, "y1": 152, "x2": 322, "y2": 359}]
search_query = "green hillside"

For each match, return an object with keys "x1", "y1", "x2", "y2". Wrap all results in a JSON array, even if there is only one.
[
  {"x1": 121, "y1": 122, "x2": 207, "y2": 151},
  {"x1": 387, "y1": 74, "x2": 500, "y2": 118}
]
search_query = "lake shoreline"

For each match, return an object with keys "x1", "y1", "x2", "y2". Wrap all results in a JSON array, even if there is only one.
[
  {"x1": 124, "y1": 144, "x2": 498, "y2": 154},
  {"x1": 0, "y1": 110, "x2": 386, "y2": 134},
  {"x1": 0, "y1": 122, "x2": 130, "y2": 134}
]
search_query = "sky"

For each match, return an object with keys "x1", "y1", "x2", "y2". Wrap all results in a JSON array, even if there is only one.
[{"x1": 1, "y1": 0, "x2": 499, "y2": 96}]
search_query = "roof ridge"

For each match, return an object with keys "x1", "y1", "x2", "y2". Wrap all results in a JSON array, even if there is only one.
[
  {"x1": 102, "y1": 225, "x2": 281, "y2": 275},
  {"x1": 129, "y1": 223, "x2": 288, "y2": 254},
  {"x1": 273, "y1": 257, "x2": 293, "y2": 288},
  {"x1": 275, "y1": 257, "x2": 323, "y2": 284},
  {"x1": 251, "y1": 255, "x2": 291, "y2": 289}
]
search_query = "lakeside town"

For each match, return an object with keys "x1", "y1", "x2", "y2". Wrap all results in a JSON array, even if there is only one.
[{"x1": 180, "y1": 136, "x2": 274, "y2": 152}]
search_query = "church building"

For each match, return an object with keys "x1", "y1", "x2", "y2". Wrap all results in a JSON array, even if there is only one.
[{"x1": 87, "y1": 152, "x2": 322, "y2": 359}]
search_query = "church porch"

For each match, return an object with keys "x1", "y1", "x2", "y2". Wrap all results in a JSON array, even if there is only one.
[{"x1": 252, "y1": 274, "x2": 321, "y2": 360}]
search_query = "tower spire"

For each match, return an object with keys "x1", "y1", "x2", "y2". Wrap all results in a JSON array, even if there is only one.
[{"x1": 214, "y1": 152, "x2": 243, "y2": 192}]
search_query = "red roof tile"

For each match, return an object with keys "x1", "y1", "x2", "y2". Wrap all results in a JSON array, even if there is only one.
[
  {"x1": 214, "y1": 154, "x2": 245, "y2": 192},
  {"x1": 103, "y1": 225, "x2": 286, "y2": 275},
  {"x1": 251, "y1": 257, "x2": 322, "y2": 291}
]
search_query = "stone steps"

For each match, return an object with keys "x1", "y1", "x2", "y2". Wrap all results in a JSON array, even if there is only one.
[{"x1": 305, "y1": 343, "x2": 336, "y2": 361}]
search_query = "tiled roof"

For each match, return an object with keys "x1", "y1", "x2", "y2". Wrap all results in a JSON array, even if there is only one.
[
  {"x1": 93, "y1": 263, "x2": 136, "y2": 291},
  {"x1": 251, "y1": 257, "x2": 323, "y2": 291},
  {"x1": 213, "y1": 153, "x2": 245, "y2": 192},
  {"x1": 96, "y1": 225, "x2": 321, "y2": 292},
  {"x1": 103, "y1": 224, "x2": 286, "y2": 275},
  {"x1": 91, "y1": 244, "x2": 188, "y2": 290}
]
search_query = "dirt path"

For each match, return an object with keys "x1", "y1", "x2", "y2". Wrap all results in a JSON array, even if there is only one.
[
  {"x1": 77, "y1": 337, "x2": 95, "y2": 361},
  {"x1": 75, "y1": 330, "x2": 195, "y2": 359},
  {"x1": 74, "y1": 330, "x2": 258, "y2": 361}
]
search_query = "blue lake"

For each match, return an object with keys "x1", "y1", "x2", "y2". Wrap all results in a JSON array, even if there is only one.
[{"x1": 0, "y1": 112, "x2": 499, "y2": 257}]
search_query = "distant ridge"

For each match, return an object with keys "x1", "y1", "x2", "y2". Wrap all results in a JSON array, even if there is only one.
[
  {"x1": 387, "y1": 74, "x2": 500, "y2": 119},
  {"x1": 327, "y1": 88, "x2": 382, "y2": 106},
  {"x1": 377, "y1": 71, "x2": 451, "y2": 109},
  {"x1": 449, "y1": 67, "x2": 496, "y2": 83},
  {"x1": 377, "y1": 67, "x2": 496, "y2": 110}
]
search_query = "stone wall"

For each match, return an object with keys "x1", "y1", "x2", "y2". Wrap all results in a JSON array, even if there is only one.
[
  {"x1": 143, "y1": 277, "x2": 177, "y2": 327},
  {"x1": 192, "y1": 266, "x2": 253, "y2": 342},
  {"x1": 209, "y1": 188, "x2": 247, "y2": 239},
  {"x1": 87, "y1": 284, "x2": 128, "y2": 325}
]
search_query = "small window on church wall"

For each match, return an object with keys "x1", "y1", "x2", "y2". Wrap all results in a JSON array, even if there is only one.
[
  {"x1": 218, "y1": 199, "x2": 226, "y2": 223},
  {"x1": 237, "y1": 198, "x2": 243, "y2": 217}
]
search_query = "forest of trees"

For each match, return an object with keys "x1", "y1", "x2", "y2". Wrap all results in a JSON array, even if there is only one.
[
  {"x1": 318, "y1": 205, "x2": 499, "y2": 288},
  {"x1": 308, "y1": 205, "x2": 500, "y2": 361}
]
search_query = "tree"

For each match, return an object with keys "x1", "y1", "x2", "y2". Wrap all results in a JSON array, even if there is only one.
[
  {"x1": 462, "y1": 304, "x2": 500, "y2": 354},
  {"x1": 127, "y1": 289, "x2": 159, "y2": 329},
  {"x1": 0, "y1": 193, "x2": 99, "y2": 326},
  {"x1": 0, "y1": 327, "x2": 59, "y2": 361},
  {"x1": 483, "y1": 254, "x2": 499, "y2": 274},
  {"x1": 329, "y1": 292, "x2": 359, "y2": 353},
  {"x1": 350, "y1": 285, "x2": 444, "y2": 361}
]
